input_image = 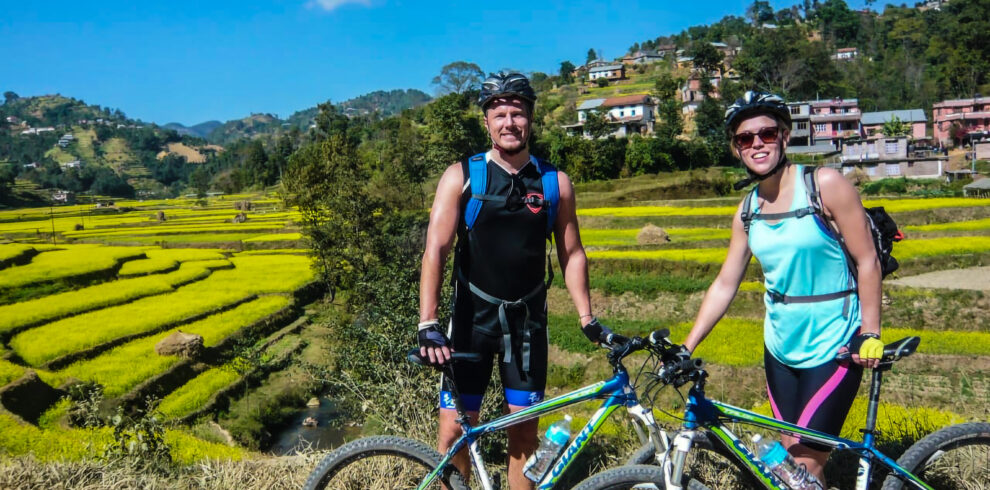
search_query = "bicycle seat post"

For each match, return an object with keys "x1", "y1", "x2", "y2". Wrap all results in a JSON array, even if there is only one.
[
  {"x1": 861, "y1": 364, "x2": 890, "y2": 443},
  {"x1": 441, "y1": 364, "x2": 473, "y2": 431}
]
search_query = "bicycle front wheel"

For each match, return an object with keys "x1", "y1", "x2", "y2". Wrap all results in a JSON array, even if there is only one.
[
  {"x1": 881, "y1": 421, "x2": 990, "y2": 490},
  {"x1": 303, "y1": 435, "x2": 468, "y2": 490},
  {"x1": 571, "y1": 464, "x2": 666, "y2": 490}
]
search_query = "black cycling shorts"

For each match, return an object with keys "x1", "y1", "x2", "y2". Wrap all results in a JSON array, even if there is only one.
[
  {"x1": 439, "y1": 323, "x2": 548, "y2": 412},
  {"x1": 764, "y1": 347, "x2": 863, "y2": 452}
]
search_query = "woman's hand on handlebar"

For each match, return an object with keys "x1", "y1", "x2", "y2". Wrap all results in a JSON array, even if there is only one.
[{"x1": 581, "y1": 317, "x2": 617, "y2": 346}]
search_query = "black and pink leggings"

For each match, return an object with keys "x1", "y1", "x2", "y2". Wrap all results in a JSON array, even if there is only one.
[{"x1": 765, "y1": 348, "x2": 863, "y2": 452}]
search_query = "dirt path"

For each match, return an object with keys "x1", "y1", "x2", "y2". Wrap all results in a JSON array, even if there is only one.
[{"x1": 888, "y1": 266, "x2": 990, "y2": 291}]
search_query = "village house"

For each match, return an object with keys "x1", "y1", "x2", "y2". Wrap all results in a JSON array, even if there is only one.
[
  {"x1": 860, "y1": 109, "x2": 927, "y2": 139},
  {"x1": 786, "y1": 102, "x2": 814, "y2": 148},
  {"x1": 833, "y1": 47, "x2": 858, "y2": 61},
  {"x1": 60, "y1": 160, "x2": 82, "y2": 169},
  {"x1": 5, "y1": 116, "x2": 20, "y2": 124},
  {"x1": 20, "y1": 127, "x2": 55, "y2": 135},
  {"x1": 562, "y1": 94, "x2": 656, "y2": 139},
  {"x1": 51, "y1": 189, "x2": 76, "y2": 204},
  {"x1": 57, "y1": 134, "x2": 76, "y2": 148},
  {"x1": 679, "y1": 73, "x2": 725, "y2": 113},
  {"x1": 838, "y1": 136, "x2": 947, "y2": 180},
  {"x1": 932, "y1": 96, "x2": 990, "y2": 146},
  {"x1": 810, "y1": 98, "x2": 861, "y2": 150},
  {"x1": 22, "y1": 162, "x2": 39, "y2": 169},
  {"x1": 588, "y1": 64, "x2": 626, "y2": 82},
  {"x1": 621, "y1": 45, "x2": 676, "y2": 65}
]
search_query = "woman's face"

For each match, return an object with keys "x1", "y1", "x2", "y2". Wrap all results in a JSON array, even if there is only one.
[{"x1": 732, "y1": 115, "x2": 788, "y2": 175}]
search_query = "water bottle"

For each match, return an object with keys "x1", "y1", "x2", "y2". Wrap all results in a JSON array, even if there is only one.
[
  {"x1": 523, "y1": 415, "x2": 573, "y2": 482},
  {"x1": 751, "y1": 434, "x2": 824, "y2": 490}
]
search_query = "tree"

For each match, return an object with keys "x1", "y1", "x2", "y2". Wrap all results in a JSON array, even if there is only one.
[
  {"x1": 189, "y1": 166, "x2": 210, "y2": 198},
  {"x1": 3, "y1": 91, "x2": 18, "y2": 105},
  {"x1": 882, "y1": 115, "x2": 908, "y2": 137},
  {"x1": 747, "y1": 0, "x2": 775, "y2": 25},
  {"x1": 431, "y1": 61, "x2": 484, "y2": 95},
  {"x1": 690, "y1": 42, "x2": 725, "y2": 76},
  {"x1": 559, "y1": 61, "x2": 576, "y2": 82},
  {"x1": 654, "y1": 73, "x2": 685, "y2": 141},
  {"x1": 582, "y1": 110, "x2": 613, "y2": 139},
  {"x1": 586, "y1": 48, "x2": 597, "y2": 64},
  {"x1": 421, "y1": 92, "x2": 486, "y2": 172}
]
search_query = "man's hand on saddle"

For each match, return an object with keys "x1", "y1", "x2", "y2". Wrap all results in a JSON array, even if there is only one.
[{"x1": 418, "y1": 321, "x2": 452, "y2": 365}]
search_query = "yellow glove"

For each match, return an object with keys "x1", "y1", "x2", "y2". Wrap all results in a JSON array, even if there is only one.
[{"x1": 850, "y1": 333, "x2": 883, "y2": 360}]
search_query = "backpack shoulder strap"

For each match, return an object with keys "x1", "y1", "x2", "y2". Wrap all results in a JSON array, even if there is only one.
[
  {"x1": 740, "y1": 187, "x2": 757, "y2": 234},
  {"x1": 802, "y1": 165, "x2": 826, "y2": 219},
  {"x1": 536, "y1": 158, "x2": 559, "y2": 237},
  {"x1": 464, "y1": 152, "x2": 488, "y2": 231}
]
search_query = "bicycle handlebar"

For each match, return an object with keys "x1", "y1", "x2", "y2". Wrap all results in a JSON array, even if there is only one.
[{"x1": 406, "y1": 349, "x2": 483, "y2": 367}]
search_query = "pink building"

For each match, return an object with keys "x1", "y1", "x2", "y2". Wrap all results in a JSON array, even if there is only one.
[
  {"x1": 933, "y1": 97, "x2": 990, "y2": 146},
  {"x1": 810, "y1": 98, "x2": 861, "y2": 148}
]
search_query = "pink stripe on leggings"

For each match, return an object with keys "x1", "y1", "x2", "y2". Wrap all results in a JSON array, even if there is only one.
[
  {"x1": 767, "y1": 383, "x2": 782, "y2": 420},
  {"x1": 797, "y1": 365, "x2": 849, "y2": 428}
]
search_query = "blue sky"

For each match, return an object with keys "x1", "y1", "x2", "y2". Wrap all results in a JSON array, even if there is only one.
[{"x1": 1, "y1": 0, "x2": 866, "y2": 126}]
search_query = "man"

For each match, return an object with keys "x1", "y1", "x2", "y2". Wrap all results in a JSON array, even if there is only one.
[{"x1": 418, "y1": 72, "x2": 607, "y2": 488}]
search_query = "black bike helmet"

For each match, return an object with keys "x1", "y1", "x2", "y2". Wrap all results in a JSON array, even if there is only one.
[
  {"x1": 478, "y1": 72, "x2": 537, "y2": 111},
  {"x1": 725, "y1": 91, "x2": 793, "y2": 190},
  {"x1": 724, "y1": 91, "x2": 791, "y2": 135}
]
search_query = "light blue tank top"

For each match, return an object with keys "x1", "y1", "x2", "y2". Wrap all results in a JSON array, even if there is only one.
[{"x1": 747, "y1": 166, "x2": 860, "y2": 368}]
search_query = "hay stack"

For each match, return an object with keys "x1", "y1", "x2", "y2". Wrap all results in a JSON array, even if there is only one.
[{"x1": 637, "y1": 224, "x2": 670, "y2": 245}]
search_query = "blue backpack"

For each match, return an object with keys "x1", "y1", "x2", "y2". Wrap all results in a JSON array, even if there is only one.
[{"x1": 462, "y1": 152, "x2": 560, "y2": 237}]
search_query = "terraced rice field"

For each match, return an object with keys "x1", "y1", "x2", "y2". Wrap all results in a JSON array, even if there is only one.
[{"x1": 0, "y1": 194, "x2": 314, "y2": 463}]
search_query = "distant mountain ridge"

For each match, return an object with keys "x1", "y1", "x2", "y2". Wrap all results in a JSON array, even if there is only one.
[
  {"x1": 203, "y1": 88, "x2": 432, "y2": 145},
  {"x1": 162, "y1": 120, "x2": 222, "y2": 139}
]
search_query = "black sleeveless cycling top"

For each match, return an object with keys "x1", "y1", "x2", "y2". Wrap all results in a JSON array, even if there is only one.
[{"x1": 453, "y1": 156, "x2": 550, "y2": 335}]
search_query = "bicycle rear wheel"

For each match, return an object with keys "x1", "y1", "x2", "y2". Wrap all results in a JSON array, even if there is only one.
[
  {"x1": 303, "y1": 435, "x2": 468, "y2": 490},
  {"x1": 881, "y1": 422, "x2": 990, "y2": 490}
]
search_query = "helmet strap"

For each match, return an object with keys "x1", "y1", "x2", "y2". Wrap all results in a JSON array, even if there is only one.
[{"x1": 733, "y1": 153, "x2": 788, "y2": 191}]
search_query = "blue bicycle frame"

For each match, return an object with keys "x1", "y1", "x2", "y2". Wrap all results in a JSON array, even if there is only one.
[
  {"x1": 664, "y1": 383, "x2": 933, "y2": 490},
  {"x1": 419, "y1": 368, "x2": 662, "y2": 490}
]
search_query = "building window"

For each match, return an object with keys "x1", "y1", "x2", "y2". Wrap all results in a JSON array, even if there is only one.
[
  {"x1": 631, "y1": 109, "x2": 636, "y2": 116},
  {"x1": 866, "y1": 166, "x2": 876, "y2": 176},
  {"x1": 790, "y1": 106, "x2": 800, "y2": 115},
  {"x1": 815, "y1": 123, "x2": 827, "y2": 133},
  {"x1": 619, "y1": 111, "x2": 624, "y2": 117},
  {"x1": 796, "y1": 122, "x2": 807, "y2": 130},
  {"x1": 885, "y1": 141, "x2": 899, "y2": 154},
  {"x1": 886, "y1": 164, "x2": 901, "y2": 176}
]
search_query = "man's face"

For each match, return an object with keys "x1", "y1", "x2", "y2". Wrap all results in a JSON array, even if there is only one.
[{"x1": 484, "y1": 97, "x2": 531, "y2": 155}]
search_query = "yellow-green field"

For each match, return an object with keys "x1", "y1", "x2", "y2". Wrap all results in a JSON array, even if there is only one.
[{"x1": 0, "y1": 193, "x2": 313, "y2": 464}]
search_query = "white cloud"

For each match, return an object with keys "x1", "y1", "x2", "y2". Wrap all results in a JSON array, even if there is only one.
[{"x1": 307, "y1": 0, "x2": 373, "y2": 11}]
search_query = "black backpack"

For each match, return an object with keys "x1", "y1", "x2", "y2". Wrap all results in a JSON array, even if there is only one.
[{"x1": 740, "y1": 165, "x2": 903, "y2": 279}]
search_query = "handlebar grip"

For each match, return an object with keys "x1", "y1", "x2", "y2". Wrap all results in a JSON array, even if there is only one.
[
  {"x1": 648, "y1": 329, "x2": 671, "y2": 346},
  {"x1": 603, "y1": 332, "x2": 629, "y2": 345},
  {"x1": 406, "y1": 349, "x2": 483, "y2": 366}
]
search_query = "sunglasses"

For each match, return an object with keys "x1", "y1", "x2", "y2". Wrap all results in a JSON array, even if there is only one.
[{"x1": 733, "y1": 127, "x2": 780, "y2": 149}]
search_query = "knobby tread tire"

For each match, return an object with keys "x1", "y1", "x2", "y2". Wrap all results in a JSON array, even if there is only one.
[
  {"x1": 880, "y1": 421, "x2": 990, "y2": 490},
  {"x1": 571, "y1": 464, "x2": 666, "y2": 490},
  {"x1": 303, "y1": 435, "x2": 468, "y2": 490}
]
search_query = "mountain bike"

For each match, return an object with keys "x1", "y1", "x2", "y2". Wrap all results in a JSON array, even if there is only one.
[
  {"x1": 572, "y1": 335, "x2": 990, "y2": 490},
  {"x1": 302, "y1": 330, "x2": 680, "y2": 490}
]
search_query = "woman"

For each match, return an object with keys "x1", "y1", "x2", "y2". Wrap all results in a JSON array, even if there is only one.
[{"x1": 681, "y1": 91, "x2": 885, "y2": 485}]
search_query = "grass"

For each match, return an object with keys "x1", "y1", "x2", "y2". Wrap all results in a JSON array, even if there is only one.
[
  {"x1": 242, "y1": 232, "x2": 303, "y2": 242},
  {"x1": 117, "y1": 257, "x2": 179, "y2": 276},
  {"x1": 0, "y1": 247, "x2": 147, "y2": 290},
  {"x1": 0, "y1": 264, "x2": 212, "y2": 336},
  {"x1": 0, "y1": 360, "x2": 25, "y2": 386},
  {"x1": 9, "y1": 286, "x2": 252, "y2": 367},
  {"x1": 0, "y1": 244, "x2": 35, "y2": 263},
  {"x1": 905, "y1": 217, "x2": 990, "y2": 232},
  {"x1": 48, "y1": 296, "x2": 291, "y2": 397},
  {"x1": 158, "y1": 367, "x2": 240, "y2": 419},
  {"x1": 588, "y1": 247, "x2": 731, "y2": 263},
  {"x1": 581, "y1": 227, "x2": 731, "y2": 248},
  {"x1": 896, "y1": 236, "x2": 990, "y2": 259}
]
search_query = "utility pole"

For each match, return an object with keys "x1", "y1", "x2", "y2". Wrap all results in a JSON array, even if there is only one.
[{"x1": 49, "y1": 205, "x2": 56, "y2": 245}]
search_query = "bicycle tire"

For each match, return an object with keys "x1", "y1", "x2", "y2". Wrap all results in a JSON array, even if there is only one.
[
  {"x1": 880, "y1": 421, "x2": 990, "y2": 490},
  {"x1": 571, "y1": 464, "x2": 667, "y2": 490},
  {"x1": 626, "y1": 433, "x2": 759, "y2": 490},
  {"x1": 303, "y1": 435, "x2": 469, "y2": 490}
]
